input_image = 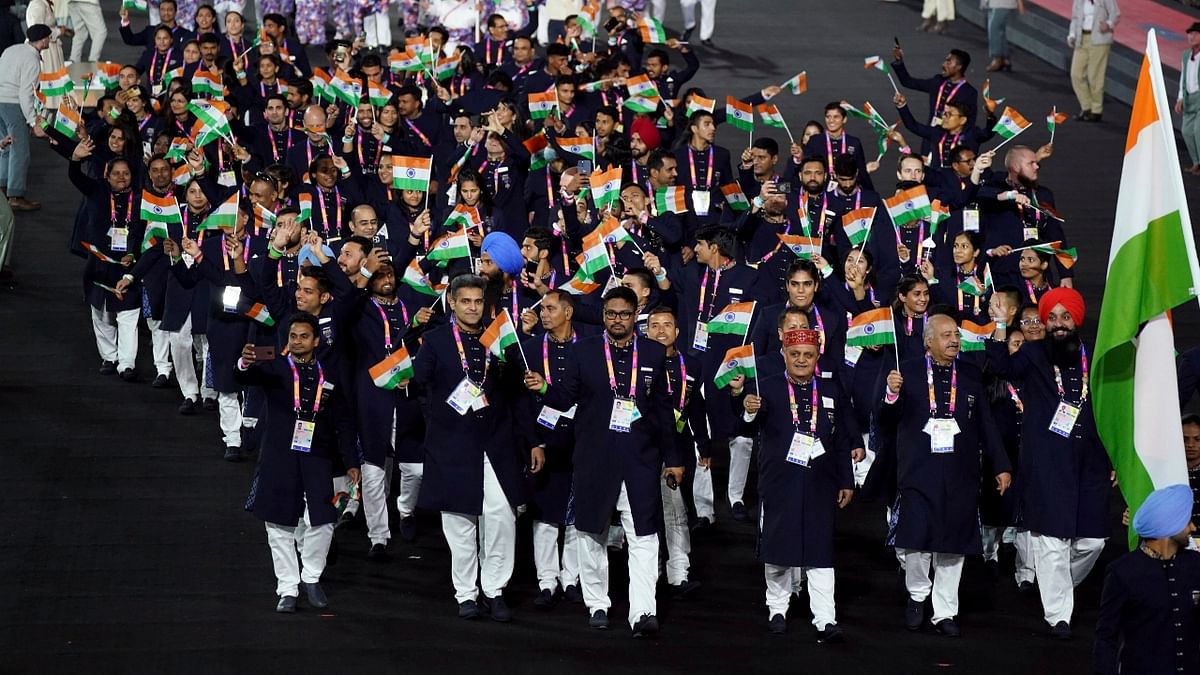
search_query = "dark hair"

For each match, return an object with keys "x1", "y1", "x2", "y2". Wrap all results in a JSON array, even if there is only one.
[
  {"x1": 360, "y1": 53, "x2": 383, "y2": 70},
  {"x1": 395, "y1": 84, "x2": 422, "y2": 100},
  {"x1": 300, "y1": 266, "x2": 332, "y2": 294},
  {"x1": 1021, "y1": 239, "x2": 1053, "y2": 264},
  {"x1": 159, "y1": 0, "x2": 177, "y2": 8},
  {"x1": 258, "y1": 53, "x2": 283, "y2": 70},
  {"x1": 429, "y1": 26, "x2": 449, "y2": 42},
  {"x1": 823, "y1": 101, "x2": 846, "y2": 116},
  {"x1": 523, "y1": 225, "x2": 556, "y2": 254},
  {"x1": 647, "y1": 149, "x2": 674, "y2": 172},
  {"x1": 1017, "y1": 302, "x2": 1040, "y2": 319},
  {"x1": 623, "y1": 267, "x2": 655, "y2": 291},
  {"x1": 450, "y1": 272, "x2": 486, "y2": 298},
  {"x1": 288, "y1": 77, "x2": 314, "y2": 99},
  {"x1": 262, "y1": 12, "x2": 288, "y2": 28},
  {"x1": 695, "y1": 224, "x2": 737, "y2": 260},
  {"x1": 199, "y1": 33, "x2": 221, "y2": 46},
  {"x1": 546, "y1": 43, "x2": 571, "y2": 58},
  {"x1": 554, "y1": 74, "x2": 577, "y2": 89},
  {"x1": 894, "y1": 275, "x2": 929, "y2": 308},
  {"x1": 799, "y1": 156, "x2": 826, "y2": 172},
  {"x1": 832, "y1": 153, "x2": 858, "y2": 179},
  {"x1": 785, "y1": 259, "x2": 821, "y2": 287},
  {"x1": 486, "y1": 12, "x2": 505, "y2": 27},
  {"x1": 955, "y1": 230, "x2": 984, "y2": 251},
  {"x1": 288, "y1": 311, "x2": 320, "y2": 335},
  {"x1": 602, "y1": 285, "x2": 638, "y2": 308},
  {"x1": 344, "y1": 235, "x2": 374, "y2": 256},
  {"x1": 949, "y1": 145, "x2": 976, "y2": 164},
  {"x1": 949, "y1": 49, "x2": 971, "y2": 72},
  {"x1": 1182, "y1": 413, "x2": 1200, "y2": 427},
  {"x1": 993, "y1": 284, "x2": 1021, "y2": 309},
  {"x1": 485, "y1": 69, "x2": 513, "y2": 90},
  {"x1": 278, "y1": 205, "x2": 302, "y2": 218},
  {"x1": 595, "y1": 104, "x2": 619, "y2": 121},
  {"x1": 687, "y1": 109, "x2": 714, "y2": 128},
  {"x1": 777, "y1": 305, "x2": 808, "y2": 330},
  {"x1": 455, "y1": 169, "x2": 495, "y2": 215},
  {"x1": 265, "y1": 93, "x2": 288, "y2": 108},
  {"x1": 645, "y1": 47, "x2": 669, "y2": 64},
  {"x1": 751, "y1": 137, "x2": 779, "y2": 157},
  {"x1": 544, "y1": 288, "x2": 575, "y2": 311}
]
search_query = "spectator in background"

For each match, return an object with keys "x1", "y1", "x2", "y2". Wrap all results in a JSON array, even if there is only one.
[
  {"x1": 1175, "y1": 23, "x2": 1200, "y2": 175},
  {"x1": 68, "y1": 0, "x2": 108, "y2": 63},
  {"x1": 0, "y1": 0, "x2": 23, "y2": 54},
  {"x1": 1067, "y1": 0, "x2": 1120, "y2": 122},
  {"x1": 918, "y1": 0, "x2": 955, "y2": 34},
  {"x1": 0, "y1": 25, "x2": 52, "y2": 212},
  {"x1": 984, "y1": 0, "x2": 1025, "y2": 72}
]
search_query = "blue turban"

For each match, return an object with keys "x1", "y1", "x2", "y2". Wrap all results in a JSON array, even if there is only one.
[
  {"x1": 1132, "y1": 484, "x2": 1194, "y2": 539},
  {"x1": 481, "y1": 232, "x2": 524, "y2": 275}
]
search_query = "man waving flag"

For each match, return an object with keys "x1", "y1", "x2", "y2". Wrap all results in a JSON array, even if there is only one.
[{"x1": 1093, "y1": 30, "x2": 1200, "y2": 548}]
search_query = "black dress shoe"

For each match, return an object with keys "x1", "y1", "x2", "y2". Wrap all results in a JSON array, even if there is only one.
[
  {"x1": 768, "y1": 613, "x2": 787, "y2": 635},
  {"x1": 119, "y1": 368, "x2": 138, "y2": 382},
  {"x1": 933, "y1": 618, "x2": 961, "y2": 637},
  {"x1": 335, "y1": 509, "x2": 355, "y2": 529},
  {"x1": 368, "y1": 543, "x2": 391, "y2": 562},
  {"x1": 458, "y1": 599, "x2": 480, "y2": 619},
  {"x1": 202, "y1": 397, "x2": 218, "y2": 411},
  {"x1": 669, "y1": 579, "x2": 702, "y2": 599},
  {"x1": 1018, "y1": 580, "x2": 1036, "y2": 596},
  {"x1": 301, "y1": 582, "x2": 328, "y2": 609},
  {"x1": 484, "y1": 595, "x2": 512, "y2": 622},
  {"x1": 99, "y1": 360, "x2": 117, "y2": 375},
  {"x1": 731, "y1": 501, "x2": 749, "y2": 523},
  {"x1": 276, "y1": 595, "x2": 297, "y2": 613},
  {"x1": 178, "y1": 398, "x2": 198, "y2": 415},
  {"x1": 905, "y1": 598, "x2": 924, "y2": 631},
  {"x1": 564, "y1": 584, "x2": 584, "y2": 604},
  {"x1": 690, "y1": 518, "x2": 713, "y2": 535},
  {"x1": 398, "y1": 515, "x2": 417, "y2": 542},
  {"x1": 152, "y1": 374, "x2": 170, "y2": 388},
  {"x1": 1050, "y1": 621, "x2": 1071, "y2": 640},
  {"x1": 681, "y1": 27, "x2": 694, "y2": 42},
  {"x1": 223, "y1": 445, "x2": 243, "y2": 462},
  {"x1": 589, "y1": 609, "x2": 609, "y2": 629},
  {"x1": 700, "y1": 38, "x2": 714, "y2": 47},
  {"x1": 533, "y1": 588, "x2": 557, "y2": 609},
  {"x1": 632, "y1": 613, "x2": 659, "y2": 638},
  {"x1": 817, "y1": 622, "x2": 846, "y2": 643}
]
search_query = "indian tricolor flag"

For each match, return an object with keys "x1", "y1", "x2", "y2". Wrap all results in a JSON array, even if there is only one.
[
  {"x1": 576, "y1": 233, "x2": 611, "y2": 277},
  {"x1": 758, "y1": 104, "x2": 786, "y2": 129},
  {"x1": 245, "y1": 303, "x2": 275, "y2": 326},
  {"x1": 140, "y1": 190, "x2": 182, "y2": 225},
  {"x1": 427, "y1": 228, "x2": 471, "y2": 263},
  {"x1": 560, "y1": 268, "x2": 602, "y2": 295},
  {"x1": 528, "y1": 90, "x2": 559, "y2": 120},
  {"x1": 480, "y1": 310, "x2": 520, "y2": 360},
  {"x1": 53, "y1": 103, "x2": 81, "y2": 140},
  {"x1": 721, "y1": 183, "x2": 750, "y2": 212},
  {"x1": 191, "y1": 70, "x2": 224, "y2": 99},
  {"x1": 713, "y1": 344, "x2": 756, "y2": 389},
  {"x1": 726, "y1": 97, "x2": 754, "y2": 133},
  {"x1": 401, "y1": 259, "x2": 440, "y2": 297},
  {"x1": 655, "y1": 186, "x2": 687, "y2": 214},
  {"x1": 864, "y1": 55, "x2": 888, "y2": 73},
  {"x1": 1093, "y1": 30, "x2": 1200, "y2": 548},
  {"x1": 198, "y1": 193, "x2": 238, "y2": 231},
  {"x1": 329, "y1": 69, "x2": 361, "y2": 106},
  {"x1": 297, "y1": 193, "x2": 312, "y2": 223},
  {"x1": 884, "y1": 186, "x2": 932, "y2": 227},
  {"x1": 782, "y1": 72, "x2": 807, "y2": 95},
  {"x1": 434, "y1": 53, "x2": 460, "y2": 81},
  {"x1": 846, "y1": 307, "x2": 895, "y2": 348},
  {"x1": 578, "y1": 0, "x2": 602, "y2": 36},
  {"x1": 444, "y1": 204, "x2": 483, "y2": 231},
  {"x1": 556, "y1": 136, "x2": 595, "y2": 162},
  {"x1": 39, "y1": 68, "x2": 73, "y2": 97},
  {"x1": 638, "y1": 16, "x2": 668, "y2": 43},
  {"x1": 708, "y1": 301, "x2": 755, "y2": 337},
  {"x1": 778, "y1": 234, "x2": 821, "y2": 259},
  {"x1": 992, "y1": 106, "x2": 1031, "y2": 141},
  {"x1": 389, "y1": 50, "x2": 423, "y2": 73},
  {"x1": 626, "y1": 74, "x2": 660, "y2": 101},
  {"x1": 1030, "y1": 240, "x2": 1079, "y2": 269},
  {"x1": 82, "y1": 241, "x2": 119, "y2": 264},
  {"x1": 958, "y1": 320, "x2": 994, "y2": 352},
  {"x1": 370, "y1": 345, "x2": 414, "y2": 389},
  {"x1": 686, "y1": 95, "x2": 715, "y2": 117},
  {"x1": 392, "y1": 155, "x2": 433, "y2": 191},
  {"x1": 367, "y1": 80, "x2": 390, "y2": 106},
  {"x1": 187, "y1": 99, "x2": 232, "y2": 141},
  {"x1": 96, "y1": 62, "x2": 121, "y2": 90},
  {"x1": 589, "y1": 166, "x2": 622, "y2": 210},
  {"x1": 592, "y1": 214, "x2": 634, "y2": 246},
  {"x1": 310, "y1": 68, "x2": 332, "y2": 101},
  {"x1": 842, "y1": 206, "x2": 875, "y2": 246}
]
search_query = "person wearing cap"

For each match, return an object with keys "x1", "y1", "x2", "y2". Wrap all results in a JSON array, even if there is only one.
[
  {"x1": 731, "y1": 327, "x2": 861, "y2": 641},
  {"x1": 480, "y1": 230, "x2": 541, "y2": 320},
  {"x1": 0, "y1": 24, "x2": 52, "y2": 212},
  {"x1": 878, "y1": 312, "x2": 1011, "y2": 637},
  {"x1": 1094, "y1": 484, "x2": 1200, "y2": 675},
  {"x1": 1175, "y1": 22, "x2": 1200, "y2": 176},
  {"x1": 988, "y1": 286, "x2": 1112, "y2": 640}
]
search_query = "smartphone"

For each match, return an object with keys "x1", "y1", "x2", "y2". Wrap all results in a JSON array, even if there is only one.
[
  {"x1": 776, "y1": 181, "x2": 791, "y2": 194},
  {"x1": 577, "y1": 159, "x2": 593, "y2": 177},
  {"x1": 604, "y1": 17, "x2": 622, "y2": 33},
  {"x1": 523, "y1": 260, "x2": 539, "y2": 278},
  {"x1": 666, "y1": 473, "x2": 679, "y2": 490},
  {"x1": 894, "y1": 36, "x2": 901, "y2": 48},
  {"x1": 252, "y1": 345, "x2": 276, "y2": 361}
]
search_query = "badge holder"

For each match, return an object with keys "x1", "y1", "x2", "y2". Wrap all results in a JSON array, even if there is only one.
[
  {"x1": 291, "y1": 419, "x2": 316, "y2": 452},
  {"x1": 924, "y1": 418, "x2": 960, "y2": 454},
  {"x1": 110, "y1": 227, "x2": 129, "y2": 253},
  {"x1": 222, "y1": 285, "x2": 242, "y2": 313},
  {"x1": 693, "y1": 189, "x2": 710, "y2": 216},
  {"x1": 447, "y1": 377, "x2": 485, "y2": 416},
  {"x1": 692, "y1": 321, "x2": 709, "y2": 352},
  {"x1": 609, "y1": 398, "x2": 639, "y2": 433},
  {"x1": 787, "y1": 432, "x2": 824, "y2": 467},
  {"x1": 1048, "y1": 401, "x2": 1080, "y2": 438}
]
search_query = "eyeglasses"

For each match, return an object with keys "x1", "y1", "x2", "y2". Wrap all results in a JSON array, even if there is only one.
[
  {"x1": 604, "y1": 310, "x2": 634, "y2": 320},
  {"x1": 1020, "y1": 318, "x2": 1042, "y2": 326}
]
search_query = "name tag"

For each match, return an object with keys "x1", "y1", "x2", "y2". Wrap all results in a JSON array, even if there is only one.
[
  {"x1": 447, "y1": 376, "x2": 486, "y2": 415},
  {"x1": 110, "y1": 227, "x2": 129, "y2": 252},
  {"x1": 929, "y1": 115, "x2": 943, "y2": 127},
  {"x1": 924, "y1": 418, "x2": 960, "y2": 453},
  {"x1": 692, "y1": 320, "x2": 709, "y2": 351},
  {"x1": 844, "y1": 344, "x2": 863, "y2": 367},
  {"x1": 693, "y1": 189, "x2": 710, "y2": 216},
  {"x1": 787, "y1": 432, "x2": 825, "y2": 467},
  {"x1": 963, "y1": 209, "x2": 979, "y2": 232},
  {"x1": 609, "y1": 398, "x2": 640, "y2": 432},
  {"x1": 1049, "y1": 401, "x2": 1081, "y2": 437},
  {"x1": 218, "y1": 170, "x2": 238, "y2": 187},
  {"x1": 221, "y1": 285, "x2": 242, "y2": 312},
  {"x1": 1023, "y1": 226, "x2": 1039, "y2": 241},
  {"x1": 537, "y1": 403, "x2": 576, "y2": 429},
  {"x1": 291, "y1": 419, "x2": 315, "y2": 452}
]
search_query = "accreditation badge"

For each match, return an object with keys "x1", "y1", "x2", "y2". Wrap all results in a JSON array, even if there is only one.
[
  {"x1": 291, "y1": 420, "x2": 316, "y2": 452},
  {"x1": 447, "y1": 376, "x2": 485, "y2": 415},
  {"x1": 110, "y1": 227, "x2": 129, "y2": 252},
  {"x1": 692, "y1": 189, "x2": 710, "y2": 216},
  {"x1": 609, "y1": 398, "x2": 639, "y2": 432},
  {"x1": 1049, "y1": 401, "x2": 1081, "y2": 437},
  {"x1": 692, "y1": 321, "x2": 709, "y2": 352},
  {"x1": 924, "y1": 418, "x2": 960, "y2": 454},
  {"x1": 787, "y1": 433, "x2": 824, "y2": 467}
]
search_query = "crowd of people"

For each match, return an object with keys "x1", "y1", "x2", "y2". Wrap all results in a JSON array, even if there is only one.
[{"x1": 8, "y1": 0, "x2": 1200, "y2": 667}]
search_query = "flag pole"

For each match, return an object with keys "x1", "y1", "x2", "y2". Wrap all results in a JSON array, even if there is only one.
[
  {"x1": 506, "y1": 310, "x2": 531, "y2": 370},
  {"x1": 893, "y1": 318, "x2": 900, "y2": 372},
  {"x1": 1049, "y1": 105, "x2": 1057, "y2": 145},
  {"x1": 886, "y1": 71, "x2": 900, "y2": 96},
  {"x1": 751, "y1": 344, "x2": 759, "y2": 395},
  {"x1": 741, "y1": 301, "x2": 756, "y2": 346},
  {"x1": 991, "y1": 123, "x2": 1030, "y2": 152},
  {"x1": 1009, "y1": 240, "x2": 1062, "y2": 253},
  {"x1": 780, "y1": 116, "x2": 795, "y2": 145}
]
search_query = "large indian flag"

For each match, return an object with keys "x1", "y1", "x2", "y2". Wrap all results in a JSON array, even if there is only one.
[{"x1": 1093, "y1": 30, "x2": 1199, "y2": 549}]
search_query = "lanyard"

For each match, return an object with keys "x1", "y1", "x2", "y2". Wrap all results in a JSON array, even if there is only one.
[
  {"x1": 808, "y1": 305, "x2": 826, "y2": 355},
  {"x1": 316, "y1": 187, "x2": 343, "y2": 236},
  {"x1": 1025, "y1": 280, "x2": 1044, "y2": 303},
  {"x1": 138, "y1": 114, "x2": 154, "y2": 133},
  {"x1": 509, "y1": 280, "x2": 520, "y2": 319},
  {"x1": 895, "y1": 220, "x2": 926, "y2": 263},
  {"x1": 110, "y1": 191, "x2": 133, "y2": 226},
  {"x1": 372, "y1": 298, "x2": 409, "y2": 351},
  {"x1": 151, "y1": 48, "x2": 173, "y2": 84},
  {"x1": 824, "y1": 132, "x2": 845, "y2": 174},
  {"x1": 406, "y1": 119, "x2": 432, "y2": 147},
  {"x1": 937, "y1": 130, "x2": 962, "y2": 165},
  {"x1": 1007, "y1": 383, "x2": 1023, "y2": 408},
  {"x1": 697, "y1": 267, "x2": 722, "y2": 321},
  {"x1": 926, "y1": 355, "x2": 957, "y2": 417},
  {"x1": 305, "y1": 139, "x2": 330, "y2": 166},
  {"x1": 786, "y1": 376, "x2": 819, "y2": 434},
  {"x1": 269, "y1": 126, "x2": 292, "y2": 162},
  {"x1": 220, "y1": 234, "x2": 250, "y2": 270},
  {"x1": 542, "y1": 331, "x2": 577, "y2": 385},
  {"x1": 603, "y1": 335, "x2": 639, "y2": 398},
  {"x1": 957, "y1": 268, "x2": 980, "y2": 312},
  {"x1": 664, "y1": 353, "x2": 688, "y2": 411},
  {"x1": 276, "y1": 256, "x2": 300, "y2": 288},
  {"x1": 799, "y1": 192, "x2": 828, "y2": 238},
  {"x1": 1054, "y1": 344, "x2": 1089, "y2": 404},
  {"x1": 451, "y1": 317, "x2": 490, "y2": 382},
  {"x1": 288, "y1": 355, "x2": 325, "y2": 416},
  {"x1": 688, "y1": 146, "x2": 713, "y2": 189},
  {"x1": 934, "y1": 80, "x2": 967, "y2": 117}
]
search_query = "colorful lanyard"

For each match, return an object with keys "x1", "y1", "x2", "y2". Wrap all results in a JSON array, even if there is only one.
[
  {"x1": 269, "y1": 126, "x2": 292, "y2": 162},
  {"x1": 484, "y1": 37, "x2": 503, "y2": 65},
  {"x1": 288, "y1": 355, "x2": 325, "y2": 417},
  {"x1": 786, "y1": 376, "x2": 819, "y2": 434},
  {"x1": 664, "y1": 353, "x2": 688, "y2": 411},
  {"x1": 603, "y1": 335, "x2": 639, "y2": 398},
  {"x1": 406, "y1": 119, "x2": 432, "y2": 148},
  {"x1": 895, "y1": 220, "x2": 927, "y2": 263},
  {"x1": 151, "y1": 48, "x2": 174, "y2": 84},
  {"x1": 1054, "y1": 344, "x2": 1089, "y2": 404},
  {"x1": 697, "y1": 267, "x2": 722, "y2": 321},
  {"x1": 372, "y1": 298, "x2": 409, "y2": 351},
  {"x1": 220, "y1": 234, "x2": 250, "y2": 270},
  {"x1": 1007, "y1": 383, "x2": 1023, "y2": 408},
  {"x1": 355, "y1": 129, "x2": 382, "y2": 168},
  {"x1": 1025, "y1": 280, "x2": 1045, "y2": 303},
  {"x1": 317, "y1": 187, "x2": 343, "y2": 236},
  {"x1": 804, "y1": 304, "x2": 826, "y2": 355},
  {"x1": 542, "y1": 331, "x2": 577, "y2": 385},
  {"x1": 110, "y1": 191, "x2": 134, "y2": 226},
  {"x1": 902, "y1": 311, "x2": 924, "y2": 336},
  {"x1": 926, "y1": 355, "x2": 957, "y2": 417},
  {"x1": 824, "y1": 132, "x2": 845, "y2": 173},
  {"x1": 451, "y1": 317, "x2": 489, "y2": 382},
  {"x1": 305, "y1": 139, "x2": 329, "y2": 166},
  {"x1": 937, "y1": 131, "x2": 962, "y2": 165},
  {"x1": 276, "y1": 256, "x2": 299, "y2": 288},
  {"x1": 688, "y1": 146, "x2": 713, "y2": 189},
  {"x1": 934, "y1": 79, "x2": 967, "y2": 117}
]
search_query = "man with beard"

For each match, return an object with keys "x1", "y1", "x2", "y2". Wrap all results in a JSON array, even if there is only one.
[
  {"x1": 736, "y1": 138, "x2": 781, "y2": 201},
  {"x1": 480, "y1": 231, "x2": 539, "y2": 321},
  {"x1": 988, "y1": 287, "x2": 1111, "y2": 640},
  {"x1": 879, "y1": 313, "x2": 1012, "y2": 637},
  {"x1": 1094, "y1": 485, "x2": 1200, "y2": 675},
  {"x1": 626, "y1": 118, "x2": 662, "y2": 189},
  {"x1": 978, "y1": 146, "x2": 1072, "y2": 287},
  {"x1": 248, "y1": 95, "x2": 297, "y2": 170}
]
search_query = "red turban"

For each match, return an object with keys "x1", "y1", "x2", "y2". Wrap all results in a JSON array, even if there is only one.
[
  {"x1": 783, "y1": 329, "x2": 821, "y2": 348},
  {"x1": 630, "y1": 116, "x2": 661, "y2": 151},
  {"x1": 1039, "y1": 287, "x2": 1086, "y2": 326}
]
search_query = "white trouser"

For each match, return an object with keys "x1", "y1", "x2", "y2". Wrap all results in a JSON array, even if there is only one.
[
  {"x1": 900, "y1": 549, "x2": 964, "y2": 623},
  {"x1": 577, "y1": 482, "x2": 659, "y2": 628},
  {"x1": 68, "y1": 2, "x2": 107, "y2": 62},
  {"x1": 213, "y1": 0, "x2": 245, "y2": 25},
  {"x1": 395, "y1": 462, "x2": 423, "y2": 518},
  {"x1": 169, "y1": 316, "x2": 214, "y2": 401},
  {"x1": 264, "y1": 505, "x2": 334, "y2": 597},
  {"x1": 362, "y1": 12, "x2": 392, "y2": 47},
  {"x1": 91, "y1": 306, "x2": 139, "y2": 370},
  {"x1": 680, "y1": 0, "x2": 717, "y2": 40},
  {"x1": 532, "y1": 520, "x2": 581, "y2": 591},
  {"x1": 440, "y1": 457, "x2": 516, "y2": 603},
  {"x1": 362, "y1": 460, "x2": 390, "y2": 546},
  {"x1": 765, "y1": 564, "x2": 836, "y2": 628},
  {"x1": 693, "y1": 448, "x2": 715, "y2": 522},
  {"x1": 661, "y1": 475, "x2": 692, "y2": 585},
  {"x1": 888, "y1": 506, "x2": 907, "y2": 567},
  {"x1": 727, "y1": 435, "x2": 753, "y2": 506},
  {"x1": 650, "y1": 0, "x2": 666, "y2": 21},
  {"x1": 1030, "y1": 533, "x2": 1106, "y2": 624},
  {"x1": 1013, "y1": 528, "x2": 1036, "y2": 584},
  {"x1": 146, "y1": 318, "x2": 172, "y2": 377},
  {"x1": 921, "y1": 0, "x2": 955, "y2": 20},
  {"x1": 218, "y1": 391, "x2": 242, "y2": 447},
  {"x1": 853, "y1": 431, "x2": 875, "y2": 487}
]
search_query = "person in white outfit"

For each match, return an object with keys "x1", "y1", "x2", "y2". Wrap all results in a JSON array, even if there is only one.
[{"x1": 67, "y1": 0, "x2": 106, "y2": 63}]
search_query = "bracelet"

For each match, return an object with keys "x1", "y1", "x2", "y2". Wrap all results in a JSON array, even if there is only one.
[
  {"x1": 996, "y1": 321, "x2": 1007, "y2": 329},
  {"x1": 122, "y1": 273, "x2": 134, "y2": 282},
  {"x1": 538, "y1": 382, "x2": 548, "y2": 395},
  {"x1": 193, "y1": 252, "x2": 204, "y2": 264},
  {"x1": 359, "y1": 267, "x2": 373, "y2": 279},
  {"x1": 267, "y1": 245, "x2": 283, "y2": 260},
  {"x1": 654, "y1": 269, "x2": 667, "y2": 282}
]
